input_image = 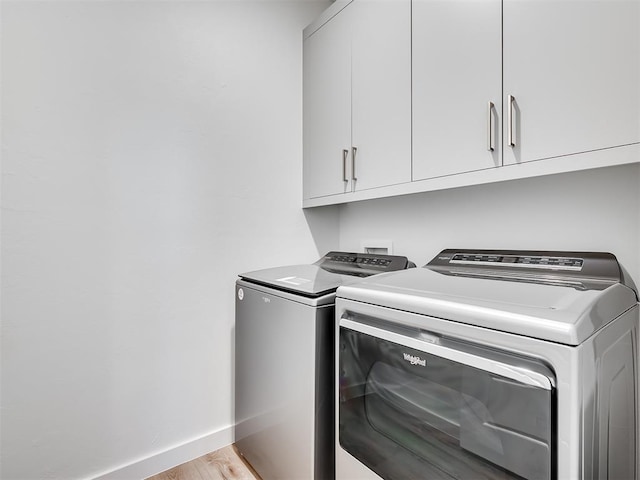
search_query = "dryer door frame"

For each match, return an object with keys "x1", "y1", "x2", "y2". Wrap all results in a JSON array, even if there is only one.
[{"x1": 338, "y1": 312, "x2": 556, "y2": 480}]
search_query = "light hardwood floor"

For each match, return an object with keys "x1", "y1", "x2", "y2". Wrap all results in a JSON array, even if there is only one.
[{"x1": 146, "y1": 445, "x2": 261, "y2": 480}]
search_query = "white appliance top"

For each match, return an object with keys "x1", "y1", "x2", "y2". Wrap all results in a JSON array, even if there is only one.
[
  {"x1": 336, "y1": 249, "x2": 638, "y2": 345},
  {"x1": 239, "y1": 251, "x2": 414, "y2": 298}
]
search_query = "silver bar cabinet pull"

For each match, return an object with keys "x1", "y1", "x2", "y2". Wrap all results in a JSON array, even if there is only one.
[
  {"x1": 342, "y1": 149, "x2": 349, "y2": 183},
  {"x1": 507, "y1": 94, "x2": 516, "y2": 147},
  {"x1": 351, "y1": 146, "x2": 358, "y2": 181},
  {"x1": 487, "y1": 101, "x2": 495, "y2": 152}
]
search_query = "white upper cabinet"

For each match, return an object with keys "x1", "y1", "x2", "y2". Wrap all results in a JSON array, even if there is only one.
[
  {"x1": 412, "y1": 0, "x2": 502, "y2": 181},
  {"x1": 503, "y1": 0, "x2": 640, "y2": 164},
  {"x1": 303, "y1": 5, "x2": 352, "y2": 199},
  {"x1": 303, "y1": 0, "x2": 411, "y2": 201},
  {"x1": 303, "y1": 0, "x2": 640, "y2": 207},
  {"x1": 351, "y1": 0, "x2": 412, "y2": 191}
]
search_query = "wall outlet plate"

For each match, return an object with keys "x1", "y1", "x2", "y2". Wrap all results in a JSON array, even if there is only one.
[{"x1": 360, "y1": 240, "x2": 393, "y2": 255}]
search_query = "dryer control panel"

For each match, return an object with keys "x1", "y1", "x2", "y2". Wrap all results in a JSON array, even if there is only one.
[
  {"x1": 449, "y1": 252, "x2": 584, "y2": 270},
  {"x1": 427, "y1": 249, "x2": 624, "y2": 290}
]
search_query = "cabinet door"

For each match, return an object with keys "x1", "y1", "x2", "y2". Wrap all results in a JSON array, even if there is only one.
[
  {"x1": 303, "y1": 7, "x2": 352, "y2": 199},
  {"x1": 412, "y1": 0, "x2": 502, "y2": 181},
  {"x1": 350, "y1": 0, "x2": 411, "y2": 191},
  {"x1": 504, "y1": 0, "x2": 640, "y2": 165}
]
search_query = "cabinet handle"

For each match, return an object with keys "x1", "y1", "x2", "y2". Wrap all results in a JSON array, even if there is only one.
[
  {"x1": 507, "y1": 94, "x2": 516, "y2": 147},
  {"x1": 351, "y1": 146, "x2": 358, "y2": 181},
  {"x1": 342, "y1": 149, "x2": 349, "y2": 183},
  {"x1": 487, "y1": 101, "x2": 495, "y2": 152}
]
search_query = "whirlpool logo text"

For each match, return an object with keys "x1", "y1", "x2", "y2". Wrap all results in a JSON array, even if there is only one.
[{"x1": 403, "y1": 353, "x2": 426, "y2": 367}]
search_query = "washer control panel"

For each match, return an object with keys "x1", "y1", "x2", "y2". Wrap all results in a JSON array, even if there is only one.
[
  {"x1": 327, "y1": 254, "x2": 393, "y2": 267},
  {"x1": 317, "y1": 251, "x2": 414, "y2": 277}
]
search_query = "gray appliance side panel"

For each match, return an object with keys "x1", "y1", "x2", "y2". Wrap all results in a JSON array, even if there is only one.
[
  {"x1": 582, "y1": 304, "x2": 639, "y2": 480},
  {"x1": 314, "y1": 299, "x2": 336, "y2": 480},
  {"x1": 234, "y1": 282, "x2": 334, "y2": 479}
]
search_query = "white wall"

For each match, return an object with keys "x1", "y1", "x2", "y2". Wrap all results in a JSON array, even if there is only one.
[
  {"x1": 339, "y1": 163, "x2": 640, "y2": 286},
  {"x1": 0, "y1": 1, "x2": 335, "y2": 479}
]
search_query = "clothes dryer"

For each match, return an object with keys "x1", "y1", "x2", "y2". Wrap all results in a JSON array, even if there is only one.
[{"x1": 336, "y1": 249, "x2": 639, "y2": 480}]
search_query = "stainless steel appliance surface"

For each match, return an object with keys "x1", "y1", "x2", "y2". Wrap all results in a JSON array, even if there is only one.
[
  {"x1": 235, "y1": 251, "x2": 414, "y2": 480},
  {"x1": 336, "y1": 249, "x2": 639, "y2": 480}
]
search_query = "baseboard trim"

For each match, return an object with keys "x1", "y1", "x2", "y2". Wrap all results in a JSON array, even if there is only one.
[{"x1": 92, "y1": 425, "x2": 234, "y2": 480}]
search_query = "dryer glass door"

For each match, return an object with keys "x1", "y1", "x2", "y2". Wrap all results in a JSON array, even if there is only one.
[{"x1": 339, "y1": 316, "x2": 555, "y2": 480}]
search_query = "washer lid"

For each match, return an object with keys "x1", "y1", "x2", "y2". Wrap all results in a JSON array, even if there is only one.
[
  {"x1": 239, "y1": 251, "x2": 414, "y2": 298},
  {"x1": 337, "y1": 250, "x2": 638, "y2": 345},
  {"x1": 239, "y1": 264, "x2": 356, "y2": 298}
]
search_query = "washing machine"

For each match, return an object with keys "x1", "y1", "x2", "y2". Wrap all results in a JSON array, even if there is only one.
[
  {"x1": 235, "y1": 251, "x2": 414, "y2": 480},
  {"x1": 335, "y1": 249, "x2": 639, "y2": 480}
]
